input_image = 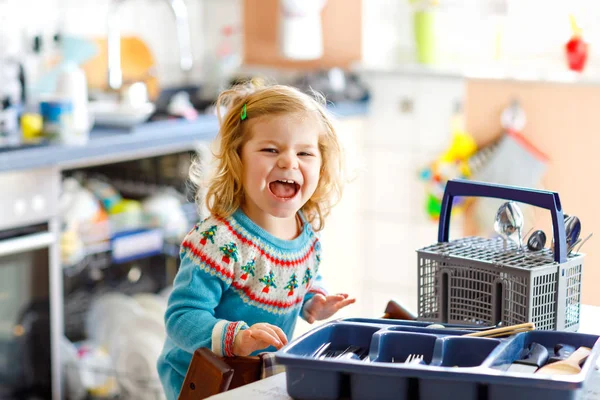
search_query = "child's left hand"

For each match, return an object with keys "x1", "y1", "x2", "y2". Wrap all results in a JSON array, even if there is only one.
[{"x1": 303, "y1": 293, "x2": 356, "y2": 324}]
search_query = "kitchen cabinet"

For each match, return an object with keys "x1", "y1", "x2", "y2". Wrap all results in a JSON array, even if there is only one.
[
  {"x1": 365, "y1": 76, "x2": 419, "y2": 149},
  {"x1": 355, "y1": 72, "x2": 465, "y2": 318},
  {"x1": 242, "y1": 0, "x2": 362, "y2": 69}
]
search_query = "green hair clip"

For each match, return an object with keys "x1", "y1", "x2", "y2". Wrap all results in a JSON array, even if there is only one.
[{"x1": 240, "y1": 104, "x2": 247, "y2": 121}]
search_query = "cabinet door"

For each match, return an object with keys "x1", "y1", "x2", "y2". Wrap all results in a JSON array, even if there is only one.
[
  {"x1": 415, "y1": 77, "x2": 465, "y2": 154},
  {"x1": 360, "y1": 146, "x2": 419, "y2": 218},
  {"x1": 319, "y1": 117, "x2": 365, "y2": 302},
  {"x1": 293, "y1": 116, "x2": 367, "y2": 338},
  {"x1": 356, "y1": 74, "x2": 466, "y2": 318},
  {"x1": 360, "y1": 75, "x2": 420, "y2": 219},
  {"x1": 363, "y1": 75, "x2": 419, "y2": 149}
]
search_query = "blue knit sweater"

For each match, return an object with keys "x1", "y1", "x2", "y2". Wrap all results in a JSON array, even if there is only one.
[{"x1": 156, "y1": 209, "x2": 325, "y2": 399}]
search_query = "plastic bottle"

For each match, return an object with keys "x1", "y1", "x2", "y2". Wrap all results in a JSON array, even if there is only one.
[{"x1": 55, "y1": 62, "x2": 91, "y2": 145}]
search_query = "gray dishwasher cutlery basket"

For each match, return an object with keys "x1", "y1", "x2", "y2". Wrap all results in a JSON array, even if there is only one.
[{"x1": 417, "y1": 179, "x2": 583, "y2": 331}]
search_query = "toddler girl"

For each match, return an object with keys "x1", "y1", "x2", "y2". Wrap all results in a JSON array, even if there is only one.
[{"x1": 157, "y1": 83, "x2": 355, "y2": 399}]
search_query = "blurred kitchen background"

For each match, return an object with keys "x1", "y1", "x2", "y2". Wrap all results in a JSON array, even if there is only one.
[{"x1": 1, "y1": 0, "x2": 599, "y2": 398}]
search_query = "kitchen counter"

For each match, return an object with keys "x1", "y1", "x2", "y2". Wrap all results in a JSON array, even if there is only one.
[
  {"x1": 0, "y1": 101, "x2": 368, "y2": 173},
  {"x1": 0, "y1": 116, "x2": 219, "y2": 172},
  {"x1": 208, "y1": 305, "x2": 600, "y2": 400}
]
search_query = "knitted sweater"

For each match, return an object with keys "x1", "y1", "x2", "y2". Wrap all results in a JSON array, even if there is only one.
[{"x1": 156, "y1": 209, "x2": 325, "y2": 400}]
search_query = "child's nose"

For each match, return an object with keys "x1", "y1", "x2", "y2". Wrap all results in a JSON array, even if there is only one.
[{"x1": 277, "y1": 152, "x2": 299, "y2": 169}]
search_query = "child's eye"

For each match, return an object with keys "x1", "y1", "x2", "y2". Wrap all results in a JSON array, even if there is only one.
[
  {"x1": 261, "y1": 148, "x2": 278, "y2": 153},
  {"x1": 298, "y1": 152, "x2": 314, "y2": 157}
]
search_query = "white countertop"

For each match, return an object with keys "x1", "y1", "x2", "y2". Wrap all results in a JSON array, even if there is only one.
[{"x1": 208, "y1": 305, "x2": 600, "y2": 400}]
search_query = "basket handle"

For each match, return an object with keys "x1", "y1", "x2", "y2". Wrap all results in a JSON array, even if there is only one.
[{"x1": 438, "y1": 179, "x2": 567, "y2": 263}]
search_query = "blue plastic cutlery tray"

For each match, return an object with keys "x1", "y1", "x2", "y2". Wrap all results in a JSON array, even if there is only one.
[{"x1": 275, "y1": 318, "x2": 600, "y2": 400}]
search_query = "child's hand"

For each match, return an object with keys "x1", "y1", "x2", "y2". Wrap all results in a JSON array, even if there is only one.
[
  {"x1": 303, "y1": 293, "x2": 356, "y2": 324},
  {"x1": 232, "y1": 323, "x2": 288, "y2": 356}
]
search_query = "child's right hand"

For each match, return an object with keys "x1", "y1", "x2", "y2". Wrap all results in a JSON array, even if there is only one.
[{"x1": 232, "y1": 323, "x2": 288, "y2": 356}]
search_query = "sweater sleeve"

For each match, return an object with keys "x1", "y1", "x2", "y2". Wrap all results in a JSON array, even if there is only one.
[
  {"x1": 164, "y1": 224, "x2": 248, "y2": 357},
  {"x1": 301, "y1": 273, "x2": 328, "y2": 308},
  {"x1": 301, "y1": 234, "x2": 328, "y2": 320}
]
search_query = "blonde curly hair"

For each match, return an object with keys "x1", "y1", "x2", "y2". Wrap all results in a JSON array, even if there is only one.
[{"x1": 189, "y1": 83, "x2": 345, "y2": 231}]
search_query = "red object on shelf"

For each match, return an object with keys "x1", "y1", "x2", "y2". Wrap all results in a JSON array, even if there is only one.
[{"x1": 565, "y1": 36, "x2": 588, "y2": 72}]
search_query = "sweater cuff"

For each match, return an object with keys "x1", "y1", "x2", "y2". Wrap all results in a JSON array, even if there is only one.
[
  {"x1": 308, "y1": 287, "x2": 327, "y2": 297},
  {"x1": 211, "y1": 320, "x2": 249, "y2": 357},
  {"x1": 301, "y1": 288, "x2": 329, "y2": 322}
]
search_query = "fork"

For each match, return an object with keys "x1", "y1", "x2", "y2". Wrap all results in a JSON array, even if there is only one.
[{"x1": 405, "y1": 354, "x2": 425, "y2": 365}]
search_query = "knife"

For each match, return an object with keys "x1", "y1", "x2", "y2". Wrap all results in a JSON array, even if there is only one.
[{"x1": 507, "y1": 342, "x2": 549, "y2": 373}]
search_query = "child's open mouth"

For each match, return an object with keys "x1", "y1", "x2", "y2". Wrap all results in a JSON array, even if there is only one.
[{"x1": 269, "y1": 179, "x2": 300, "y2": 200}]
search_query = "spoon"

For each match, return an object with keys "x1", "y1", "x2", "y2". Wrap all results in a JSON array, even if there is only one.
[
  {"x1": 564, "y1": 216, "x2": 581, "y2": 248},
  {"x1": 527, "y1": 230, "x2": 546, "y2": 252},
  {"x1": 494, "y1": 202, "x2": 524, "y2": 250}
]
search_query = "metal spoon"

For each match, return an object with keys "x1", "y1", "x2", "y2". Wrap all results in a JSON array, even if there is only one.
[
  {"x1": 527, "y1": 230, "x2": 547, "y2": 252},
  {"x1": 494, "y1": 202, "x2": 524, "y2": 250},
  {"x1": 565, "y1": 216, "x2": 582, "y2": 248}
]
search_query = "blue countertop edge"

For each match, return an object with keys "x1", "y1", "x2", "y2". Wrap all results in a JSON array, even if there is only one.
[{"x1": 0, "y1": 101, "x2": 369, "y2": 173}]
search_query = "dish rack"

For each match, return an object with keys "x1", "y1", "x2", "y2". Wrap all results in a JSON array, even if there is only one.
[
  {"x1": 62, "y1": 151, "x2": 202, "y2": 269},
  {"x1": 417, "y1": 180, "x2": 584, "y2": 331}
]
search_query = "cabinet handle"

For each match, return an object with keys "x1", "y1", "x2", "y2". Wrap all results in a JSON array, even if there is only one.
[
  {"x1": 399, "y1": 98, "x2": 414, "y2": 114},
  {"x1": 0, "y1": 232, "x2": 55, "y2": 257}
]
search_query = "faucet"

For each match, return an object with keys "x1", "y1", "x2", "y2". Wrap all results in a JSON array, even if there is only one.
[{"x1": 107, "y1": 0, "x2": 194, "y2": 91}]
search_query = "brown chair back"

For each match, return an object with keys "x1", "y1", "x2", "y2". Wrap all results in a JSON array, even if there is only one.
[{"x1": 178, "y1": 348, "x2": 262, "y2": 400}]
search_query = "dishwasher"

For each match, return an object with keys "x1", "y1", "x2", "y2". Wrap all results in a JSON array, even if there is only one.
[{"x1": 60, "y1": 151, "x2": 202, "y2": 400}]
